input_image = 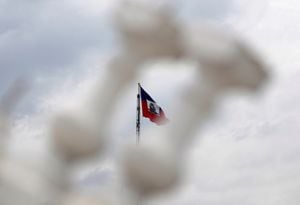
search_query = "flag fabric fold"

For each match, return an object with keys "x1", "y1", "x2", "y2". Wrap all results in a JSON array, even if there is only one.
[{"x1": 139, "y1": 85, "x2": 169, "y2": 125}]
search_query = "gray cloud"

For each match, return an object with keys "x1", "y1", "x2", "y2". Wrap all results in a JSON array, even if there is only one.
[
  {"x1": 2, "y1": 0, "x2": 300, "y2": 204},
  {"x1": 80, "y1": 167, "x2": 114, "y2": 187},
  {"x1": 175, "y1": 0, "x2": 235, "y2": 22},
  {"x1": 0, "y1": 0, "x2": 114, "y2": 94},
  {"x1": 0, "y1": 0, "x2": 117, "y2": 116}
]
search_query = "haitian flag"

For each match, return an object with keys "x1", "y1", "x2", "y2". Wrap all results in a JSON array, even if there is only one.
[{"x1": 139, "y1": 85, "x2": 169, "y2": 125}]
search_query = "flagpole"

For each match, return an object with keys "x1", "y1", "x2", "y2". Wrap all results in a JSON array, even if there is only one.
[
  {"x1": 136, "y1": 83, "x2": 141, "y2": 145},
  {"x1": 136, "y1": 83, "x2": 143, "y2": 205}
]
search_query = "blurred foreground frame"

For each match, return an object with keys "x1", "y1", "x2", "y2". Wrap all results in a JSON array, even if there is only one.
[{"x1": 0, "y1": 1, "x2": 269, "y2": 205}]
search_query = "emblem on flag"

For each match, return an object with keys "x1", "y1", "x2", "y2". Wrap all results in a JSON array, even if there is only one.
[{"x1": 139, "y1": 84, "x2": 169, "y2": 125}]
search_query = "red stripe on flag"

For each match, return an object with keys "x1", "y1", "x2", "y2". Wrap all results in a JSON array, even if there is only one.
[{"x1": 141, "y1": 100, "x2": 169, "y2": 125}]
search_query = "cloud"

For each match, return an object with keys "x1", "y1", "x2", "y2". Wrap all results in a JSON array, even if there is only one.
[
  {"x1": 0, "y1": 0, "x2": 116, "y2": 95},
  {"x1": 2, "y1": 0, "x2": 300, "y2": 204},
  {"x1": 80, "y1": 166, "x2": 114, "y2": 188},
  {"x1": 148, "y1": 1, "x2": 300, "y2": 204},
  {"x1": 175, "y1": 0, "x2": 235, "y2": 22},
  {"x1": 150, "y1": 70, "x2": 300, "y2": 205}
]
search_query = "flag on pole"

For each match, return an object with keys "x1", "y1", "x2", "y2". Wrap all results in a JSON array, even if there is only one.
[{"x1": 139, "y1": 85, "x2": 169, "y2": 125}]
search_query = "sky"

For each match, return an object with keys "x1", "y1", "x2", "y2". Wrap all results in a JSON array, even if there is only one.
[{"x1": 1, "y1": 0, "x2": 300, "y2": 204}]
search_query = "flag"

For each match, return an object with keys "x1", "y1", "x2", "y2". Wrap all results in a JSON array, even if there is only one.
[{"x1": 139, "y1": 85, "x2": 169, "y2": 125}]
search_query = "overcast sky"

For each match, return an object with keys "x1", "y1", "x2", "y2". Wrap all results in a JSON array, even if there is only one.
[{"x1": 1, "y1": 0, "x2": 300, "y2": 204}]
